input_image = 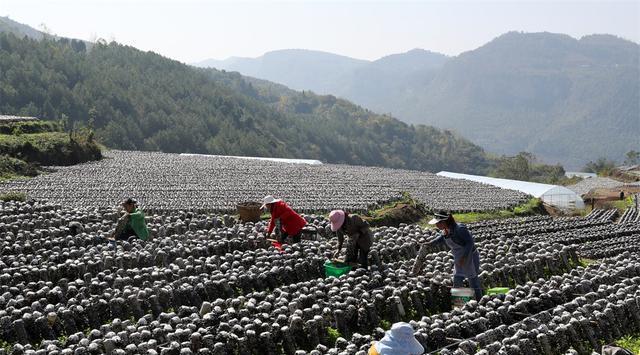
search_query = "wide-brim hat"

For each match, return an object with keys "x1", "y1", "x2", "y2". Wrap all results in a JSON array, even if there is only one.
[
  {"x1": 428, "y1": 210, "x2": 450, "y2": 225},
  {"x1": 328, "y1": 210, "x2": 345, "y2": 232},
  {"x1": 261, "y1": 195, "x2": 282, "y2": 209},
  {"x1": 374, "y1": 322, "x2": 424, "y2": 355}
]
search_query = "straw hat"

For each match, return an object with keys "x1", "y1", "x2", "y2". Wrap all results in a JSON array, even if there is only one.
[{"x1": 261, "y1": 195, "x2": 282, "y2": 209}]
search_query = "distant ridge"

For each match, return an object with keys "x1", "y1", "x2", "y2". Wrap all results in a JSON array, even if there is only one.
[{"x1": 195, "y1": 32, "x2": 639, "y2": 168}]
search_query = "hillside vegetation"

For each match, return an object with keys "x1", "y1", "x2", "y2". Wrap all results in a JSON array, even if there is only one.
[
  {"x1": 0, "y1": 33, "x2": 490, "y2": 173},
  {"x1": 0, "y1": 120, "x2": 101, "y2": 179},
  {"x1": 418, "y1": 32, "x2": 639, "y2": 169},
  {"x1": 198, "y1": 33, "x2": 639, "y2": 169}
]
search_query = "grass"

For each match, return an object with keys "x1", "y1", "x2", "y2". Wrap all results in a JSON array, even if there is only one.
[
  {"x1": 420, "y1": 198, "x2": 545, "y2": 226},
  {"x1": 379, "y1": 319, "x2": 392, "y2": 331},
  {"x1": 57, "y1": 335, "x2": 67, "y2": 346},
  {"x1": 404, "y1": 308, "x2": 419, "y2": 322},
  {"x1": 0, "y1": 132, "x2": 101, "y2": 165},
  {"x1": 0, "y1": 191, "x2": 26, "y2": 202},
  {"x1": 0, "y1": 120, "x2": 62, "y2": 135},
  {"x1": 0, "y1": 156, "x2": 38, "y2": 180},
  {"x1": 578, "y1": 258, "x2": 598, "y2": 267},
  {"x1": 327, "y1": 327, "x2": 341, "y2": 345},
  {"x1": 0, "y1": 129, "x2": 101, "y2": 180},
  {"x1": 0, "y1": 339, "x2": 10, "y2": 352},
  {"x1": 614, "y1": 334, "x2": 640, "y2": 354},
  {"x1": 364, "y1": 192, "x2": 427, "y2": 227},
  {"x1": 610, "y1": 196, "x2": 635, "y2": 213},
  {"x1": 366, "y1": 192, "x2": 415, "y2": 216}
]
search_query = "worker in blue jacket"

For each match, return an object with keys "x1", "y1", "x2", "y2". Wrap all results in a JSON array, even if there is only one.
[{"x1": 413, "y1": 210, "x2": 483, "y2": 300}]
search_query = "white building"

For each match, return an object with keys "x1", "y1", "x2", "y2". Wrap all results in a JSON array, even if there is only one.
[{"x1": 437, "y1": 171, "x2": 585, "y2": 210}]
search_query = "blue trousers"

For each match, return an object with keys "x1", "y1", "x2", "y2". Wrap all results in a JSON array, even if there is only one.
[{"x1": 453, "y1": 275, "x2": 483, "y2": 301}]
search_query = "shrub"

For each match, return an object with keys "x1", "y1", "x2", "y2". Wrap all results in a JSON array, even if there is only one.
[{"x1": 0, "y1": 191, "x2": 26, "y2": 202}]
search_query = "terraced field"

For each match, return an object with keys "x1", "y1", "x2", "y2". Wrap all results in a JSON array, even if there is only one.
[
  {"x1": 0, "y1": 150, "x2": 529, "y2": 213},
  {"x1": 0, "y1": 199, "x2": 639, "y2": 355}
]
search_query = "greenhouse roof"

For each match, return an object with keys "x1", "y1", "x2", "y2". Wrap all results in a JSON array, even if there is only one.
[{"x1": 437, "y1": 171, "x2": 576, "y2": 198}]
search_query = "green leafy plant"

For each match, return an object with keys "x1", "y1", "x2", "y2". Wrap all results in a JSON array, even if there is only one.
[
  {"x1": 327, "y1": 327, "x2": 342, "y2": 346},
  {"x1": 615, "y1": 335, "x2": 640, "y2": 354}
]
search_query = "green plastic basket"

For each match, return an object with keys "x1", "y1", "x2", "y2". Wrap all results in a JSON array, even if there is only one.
[
  {"x1": 324, "y1": 260, "x2": 353, "y2": 278},
  {"x1": 486, "y1": 287, "x2": 510, "y2": 295}
]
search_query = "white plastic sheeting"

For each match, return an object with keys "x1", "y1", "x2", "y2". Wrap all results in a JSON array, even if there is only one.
[
  {"x1": 565, "y1": 172, "x2": 597, "y2": 179},
  {"x1": 180, "y1": 153, "x2": 322, "y2": 165},
  {"x1": 437, "y1": 171, "x2": 585, "y2": 210}
]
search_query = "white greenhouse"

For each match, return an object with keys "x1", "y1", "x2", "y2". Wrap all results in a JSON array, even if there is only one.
[{"x1": 437, "y1": 171, "x2": 585, "y2": 210}]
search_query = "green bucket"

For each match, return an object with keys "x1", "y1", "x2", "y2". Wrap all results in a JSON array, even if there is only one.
[
  {"x1": 324, "y1": 260, "x2": 353, "y2": 278},
  {"x1": 486, "y1": 287, "x2": 510, "y2": 295}
]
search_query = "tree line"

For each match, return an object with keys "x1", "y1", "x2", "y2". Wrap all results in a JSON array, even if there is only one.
[{"x1": 0, "y1": 33, "x2": 491, "y2": 173}]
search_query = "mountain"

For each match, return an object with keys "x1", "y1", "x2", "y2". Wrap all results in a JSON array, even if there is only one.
[
  {"x1": 195, "y1": 49, "x2": 370, "y2": 94},
  {"x1": 0, "y1": 31, "x2": 490, "y2": 174},
  {"x1": 418, "y1": 32, "x2": 639, "y2": 169},
  {"x1": 0, "y1": 16, "x2": 45, "y2": 40},
  {"x1": 196, "y1": 33, "x2": 639, "y2": 168},
  {"x1": 338, "y1": 49, "x2": 448, "y2": 120},
  {"x1": 194, "y1": 49, "x2": 449, "y2": 109}
]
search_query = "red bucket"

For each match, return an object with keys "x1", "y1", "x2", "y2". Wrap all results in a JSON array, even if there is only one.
[{"x1": 271, "y1": 240, "x2": 283, "y2": 252}]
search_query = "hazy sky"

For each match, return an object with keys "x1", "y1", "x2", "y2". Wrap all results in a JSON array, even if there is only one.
[{"x1": 1, "y1": 0, "x2": 638, "y2": 63}]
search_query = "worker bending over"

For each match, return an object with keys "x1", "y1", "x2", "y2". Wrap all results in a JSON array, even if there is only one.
[
  {"x1": 262, "y1": 195, "x2": 307, "y2": 244},
  {"x1": 329, "y1": 209, "x2": 373, "y2": 269},
  {"x1": 413, "y1": 210, "x2": 482, "y2": 300}
]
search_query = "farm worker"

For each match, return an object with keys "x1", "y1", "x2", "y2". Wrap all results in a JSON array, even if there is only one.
[
  {"x1": 368, "y1": 322, "x2": 424, "y2": 355},
  {"x1": 262, "y1": 195, "x2": 307, "y2": 244},
  {"x1": 413, "y1": 210, "x2": 483, "y2": 301},
  {"x1": 111, "y1": 198, "x2": 149, "y2": 242},
  {"x1": 329, "y1": 209, "x2": 373, "y2": 269}
]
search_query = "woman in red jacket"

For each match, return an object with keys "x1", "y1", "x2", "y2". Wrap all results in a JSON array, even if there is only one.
[{"x1": 262, "y1": 195, "x2": 307, "y2": 244}]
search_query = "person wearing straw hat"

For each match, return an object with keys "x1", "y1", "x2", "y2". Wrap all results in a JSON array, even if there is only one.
[
  {"x1": 262, "y1": 195, "x2": 307, "y2": 244},
  {"x1": 413, "y1": 210, "x2": 482, "y2": 300},
  {"x1": 368, "y1": 322, "x2": 424, "y2": 355},
  {"x1": 329, "y1": 209, "x2": 373, "y2": 269},
  {"x1": 110, "y1": 197, "x2": 149, "y2": 242}
]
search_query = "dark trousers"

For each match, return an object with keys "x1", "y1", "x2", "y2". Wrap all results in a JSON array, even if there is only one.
[
  {"x1": 115, "y1": 227, "x2": 137, "y2": 241},
  {"x1": 277, "y1": 229, "x2": 302, "y2": 244},
  {"x1": 346, "y1": 246, "x2": 369, "y2": 269}
]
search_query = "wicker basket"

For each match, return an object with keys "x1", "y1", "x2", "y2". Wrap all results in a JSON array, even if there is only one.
[{"x1": 237, "y1": 201, "x2": 262, "y2": 223}]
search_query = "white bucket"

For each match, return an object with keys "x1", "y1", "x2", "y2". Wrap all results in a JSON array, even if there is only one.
[{"x1": 451, "y1": 287, "x2": 474, "y2": 308}]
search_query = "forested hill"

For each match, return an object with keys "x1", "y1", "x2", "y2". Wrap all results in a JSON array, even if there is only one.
[
  {"x1": 197, "y1": 32, "x2": 639, "y2": 169},
  {"x1": 416, "y1": 32, "x2": 640, "y2": 168},
  {"x1": 0, "y1": 33, "x2": 490, "y2": 173},
  {"x1": 0, "y1": 16, "x2": 45, "y2": 40}
]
